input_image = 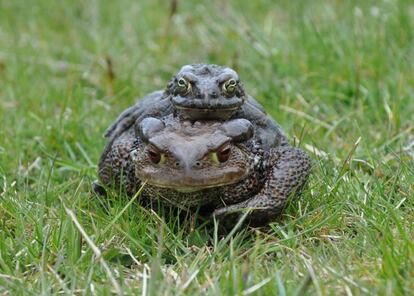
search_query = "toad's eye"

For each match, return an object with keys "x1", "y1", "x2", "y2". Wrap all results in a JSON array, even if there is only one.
[
  {"x1": 211, "y1": 144, "x2": 232, "y2": 164},
  {"x1": 148, "y1": 146, "x2": 166, "y2": 165},
  {"x1": 222, "y1": 79, "x2": 237, "y2": 96},
  {"x1": 176, "y1": 77, "x2": 191, "y2": 95}
]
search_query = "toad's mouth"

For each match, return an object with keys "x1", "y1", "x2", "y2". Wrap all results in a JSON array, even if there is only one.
[
  {"x1": 171, "y1": 95, "x2": 244, "y2": 111},
  {"x1": 138, "y1": 170, "x2": 250, "y2": 193},
  {"x1": 174, "y1": 106, "x2": 240, "y2": 111},
  {"x1": 173, "y1": 106, "x2": 241, "y2": 120}
]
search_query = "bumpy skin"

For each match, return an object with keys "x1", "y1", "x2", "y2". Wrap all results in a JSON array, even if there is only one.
[
  {"x1": 101, "y1": 64, "x2": 288, "y2": 168},
  {"x1": 97, "y1": 115, "x2": 311, "y2": 226}
]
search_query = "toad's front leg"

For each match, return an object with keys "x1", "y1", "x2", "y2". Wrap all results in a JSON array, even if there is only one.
[
  {"x1": 213, "y1": 146, "x2": 311, "y2": 227},
  {"x1": 97, "y1": 129, "x2": 141, "y2": 197}
]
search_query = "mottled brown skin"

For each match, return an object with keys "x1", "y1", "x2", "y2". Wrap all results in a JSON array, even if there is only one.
[
  {"x1": 101, "y1": 64, "x2": 288, "y2": 170},
  {"x1": 97, "y1": 115, "x2": 311, "y2": 226}
]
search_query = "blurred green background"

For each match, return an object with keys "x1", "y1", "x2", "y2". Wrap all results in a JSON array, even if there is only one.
[{"x1": 0, "y1": 0, "x2": 413, "y2": 294}]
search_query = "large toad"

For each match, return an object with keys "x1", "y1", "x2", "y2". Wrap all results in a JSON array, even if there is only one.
[{"x1": 96, "y1": 115, "x2": 311, "y2": 226}]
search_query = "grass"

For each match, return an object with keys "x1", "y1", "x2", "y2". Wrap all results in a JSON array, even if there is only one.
[{"x1": 0, "y1": 0, "x2": 413, "y2": 294}]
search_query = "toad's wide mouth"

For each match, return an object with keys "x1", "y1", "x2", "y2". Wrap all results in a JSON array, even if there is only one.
[
  {"x1": 173, "y1": 105, "x2": 241, "y2": 120},
  {"x1": 174, "y1": 106, "x2": 240, "y2": 112},
  {"x1": 171, "y1": 95, "x2": 244, "y2": 110},
  {"x1": 137, "y1": 169, "x2": 250, "y2": 193}
]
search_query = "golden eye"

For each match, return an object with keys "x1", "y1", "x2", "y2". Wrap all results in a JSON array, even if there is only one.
[
  {"x1": 148, "y1": 146, "x2": 166, "y2": 165},
  {"x1": 217, "y1": 145, "x2": 231, "y2": 162},
  {"x1": 222, "y1": 79, "x2": 237, "y2": 95},
  {"x1": 211, "y1": 144, "x2": 232, "y2": 164},
  {"x1": 176, "y1": 78, "x2": 191, "y2": 95}
]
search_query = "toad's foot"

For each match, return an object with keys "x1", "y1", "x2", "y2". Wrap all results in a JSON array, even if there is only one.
[{"x1": 92, "y1": 181, "x2": 107, "y2": 196}]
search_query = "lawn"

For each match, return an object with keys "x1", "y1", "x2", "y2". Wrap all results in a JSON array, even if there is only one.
[{"x1": 1, "y1": 0, "x2": 413, "y2": 294}]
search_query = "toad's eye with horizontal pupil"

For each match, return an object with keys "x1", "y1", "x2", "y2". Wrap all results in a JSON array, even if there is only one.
[
  {"x1": 211, "y1": 145, "x2": 232, "y2": 164},
  {"x1": 148, "y1": 146, "x2": 166, "y2": 165},
  {"x1": 222, "y1": 79, "x2": 237, "y2": 96},
  {"x1": 217, "y1": 145, "x2": 231, "y2": 162},
  {"x1": 176, "y1": 78, "x2": 191, "y2": 95}
]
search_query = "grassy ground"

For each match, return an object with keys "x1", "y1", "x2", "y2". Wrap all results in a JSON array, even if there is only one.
[{"x1": 1, "y1": 0, "x2": 413, "y2": 294}]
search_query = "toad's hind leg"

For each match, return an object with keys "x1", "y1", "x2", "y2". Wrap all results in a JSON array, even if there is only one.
[{"x1": 214, "y1": 146, "x2": 311, "y2": 226}]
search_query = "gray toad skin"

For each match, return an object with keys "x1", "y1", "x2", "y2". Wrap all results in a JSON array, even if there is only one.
[
  {"x1": 101, "y1": 64, "x2": 288, "y2": 167},
  {"x1": 97, "y1": 115, "x2": 311, "y2": 226}
]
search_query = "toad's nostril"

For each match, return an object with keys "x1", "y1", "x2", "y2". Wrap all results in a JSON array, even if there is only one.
[
  {"x1": 175, "y1": 161, "x2": 181, "y2": 167},
  {"x1": 194, "y1": 161, "x2": 202, "y2": 167}
]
